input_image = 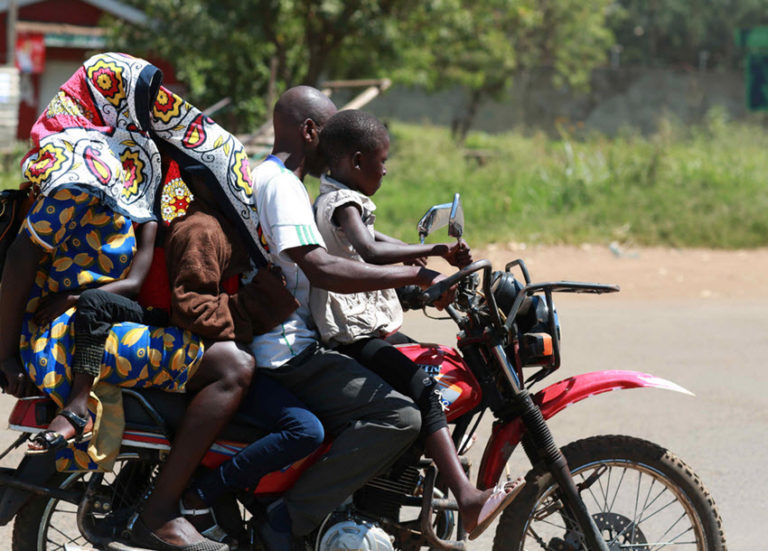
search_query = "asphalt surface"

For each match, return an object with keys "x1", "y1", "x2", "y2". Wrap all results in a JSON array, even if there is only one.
[
  {"x1": 401, "y1": 295, "x2": 766, "y2": 550},
  {"x1": 0, "y1": 294, "x2": 763, "y2": 549}
]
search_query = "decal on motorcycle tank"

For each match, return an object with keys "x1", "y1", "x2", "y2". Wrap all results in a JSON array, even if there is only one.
[{"x1": 395, "y1": 343, "x2": 482, "y2": 420}]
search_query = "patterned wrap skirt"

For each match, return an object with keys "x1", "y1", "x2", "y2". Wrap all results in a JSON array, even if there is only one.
[{"x1": 18, "y1": 190, "x2": 205, "y2": 471}]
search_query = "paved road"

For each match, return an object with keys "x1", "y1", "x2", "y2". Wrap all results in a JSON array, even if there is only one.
[
  {"x1": 401, "y1": 295, "x2": 765, "y2": 550},
  {"x1": 0, "y1": 294, "x2": 762, "y2": 549}
]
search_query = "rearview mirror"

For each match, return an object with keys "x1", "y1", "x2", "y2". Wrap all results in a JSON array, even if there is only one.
[{"x1": 417, "y1": 193, "x2": 463, "y2": 244}]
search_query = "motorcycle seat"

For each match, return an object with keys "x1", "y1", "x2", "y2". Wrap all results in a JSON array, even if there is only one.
[{"x1": 122, "y1": 388, "x2": 270, "y2": 444}]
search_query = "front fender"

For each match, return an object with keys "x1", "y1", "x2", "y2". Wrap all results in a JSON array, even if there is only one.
[{"x1": 476, "y1": 370, "x2": 693, "y2": 489}]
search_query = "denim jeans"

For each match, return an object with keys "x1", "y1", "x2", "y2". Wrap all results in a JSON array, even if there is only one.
[{"x1": 192, "y1": 372, "x2": 324, "y2": 504}]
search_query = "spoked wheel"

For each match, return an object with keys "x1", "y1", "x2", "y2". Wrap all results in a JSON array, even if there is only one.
[
  {"x1": 12, "y1": 453, "x2": 159, "y2": 551},
  {"x1": 494, "y1": 435, "x2": 727, "y2": 551}
]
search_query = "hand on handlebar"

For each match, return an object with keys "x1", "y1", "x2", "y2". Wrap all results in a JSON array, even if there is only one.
[
  {"x1": 418, "y1": 259, "x2": 491, "y2": 310},
  {"x1": 426, "y1": 273, "x2": 456, "y2": 310},
  {"x1": 443, "y1": 239, "x2": 472, "y2": 268}
]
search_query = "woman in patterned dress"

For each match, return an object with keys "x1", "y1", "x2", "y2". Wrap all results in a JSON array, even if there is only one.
[
  {"x1": 20, "y1": 188, "x2": 201, "y2": 461},
  {"x1": 0, "y1": 52, "x2": 265, "y2": 551},
  {"x1": 0, "y1": 188, "x2": 252, "y2": 551}
]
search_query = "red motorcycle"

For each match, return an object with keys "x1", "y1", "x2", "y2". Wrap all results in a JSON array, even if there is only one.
[{"x1": 0, "y1": 197, "x2": 726, "y2": 551}]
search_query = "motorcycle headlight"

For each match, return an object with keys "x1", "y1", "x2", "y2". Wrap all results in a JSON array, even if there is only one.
[
  {"x1": 491, "y1": 271, "x2": 562, "y2": 368},
  {"x1": 517, "y1": 295, "x2": 561, "y2": 367},
  {"x1": 490, "y1": 271, "x2": 524, "y2": 316}
]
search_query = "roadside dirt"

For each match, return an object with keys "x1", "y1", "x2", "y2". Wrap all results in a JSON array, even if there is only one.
[{"x1": 449, "y1": 244, "x2": 768, "y2": 300}]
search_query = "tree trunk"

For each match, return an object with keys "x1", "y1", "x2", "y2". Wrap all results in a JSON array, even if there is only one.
[{"x1": 451, "y1": 89, "x2": 482, "y2": 144}]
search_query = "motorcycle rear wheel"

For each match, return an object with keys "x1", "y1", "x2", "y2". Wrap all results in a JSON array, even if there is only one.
[
  {"x1": 493, "y1": 435, "x2": 726, "y2": 551},
  {"x1": 12, "y1": 453, "x2": 158, "y2": 551}
]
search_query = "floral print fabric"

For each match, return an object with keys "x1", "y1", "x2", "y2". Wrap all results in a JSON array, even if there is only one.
[{"x1": 21, "y1": 52, "x2": 266, "y2": 265}]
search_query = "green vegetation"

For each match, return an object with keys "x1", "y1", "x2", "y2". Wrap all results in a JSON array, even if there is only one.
[
  {"x1": 110, "y1": 0, "x2": 612, "y2": 136},
  {"x1": 0, "y1": 145, "x2": 28, "y2": 190},
  {"x1": 306, "y1": 115, "x2": 768, "y2": 249},
  {"x1": 109, "y1": 0, "x2": 768, "y2": 137},
  {"x1": 9, "y1": 116, "x2": 767, "y2": 249},
  {"x1": 609, "y1": 0, "x2": 768, "y2": 69}
]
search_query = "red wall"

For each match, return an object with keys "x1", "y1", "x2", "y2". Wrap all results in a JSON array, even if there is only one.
[{"x1": 0, "y1": 1, "x2": 105, "y2": 62}]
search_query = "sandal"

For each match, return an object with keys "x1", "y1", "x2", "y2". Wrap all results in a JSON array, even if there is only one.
[
  {"x1": 468, "y1": 475, "x2": 526, "y2": 540},
  {"x1": 27, "y1": 409, "x2": 93, "y2": 455}
]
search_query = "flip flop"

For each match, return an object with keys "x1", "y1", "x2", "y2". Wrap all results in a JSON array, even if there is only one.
[
  {"x1": 468, "y1": 475, "x2": 526, "y2": 540},
  {"x1": 27, "y1": 409, "x2": 93, "y2": 455}
]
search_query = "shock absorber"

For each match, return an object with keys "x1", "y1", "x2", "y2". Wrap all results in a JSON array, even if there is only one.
[{"x1": 491, "y1": 344, "x2": 610, "y2": 551}]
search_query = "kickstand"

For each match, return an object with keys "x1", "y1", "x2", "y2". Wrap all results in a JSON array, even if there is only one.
[{"x1": 0, "y1": 433, "x2": 31, "y2": 461}]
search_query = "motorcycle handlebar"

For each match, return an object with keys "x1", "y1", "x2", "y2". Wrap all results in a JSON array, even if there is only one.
[
  {"x1": 396, "y1": 285, "x2": 426, "y2": 311},
  {"x1": 419, "y1": 259, "x2": 494, "y2": 307}
]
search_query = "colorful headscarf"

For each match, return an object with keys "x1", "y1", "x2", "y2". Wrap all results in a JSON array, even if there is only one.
[{"x1": 21, "y1": 52, "x2": 264, "y2": 259}]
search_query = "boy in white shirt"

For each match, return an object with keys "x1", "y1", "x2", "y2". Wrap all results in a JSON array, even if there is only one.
[{"x1": 250, "y1": 86, "x2": 452, "y2": 550}]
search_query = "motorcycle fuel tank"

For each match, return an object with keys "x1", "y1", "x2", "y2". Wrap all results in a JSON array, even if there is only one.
[{"x1": 395, "y1": 344, "x2": 482, "y2": 421}]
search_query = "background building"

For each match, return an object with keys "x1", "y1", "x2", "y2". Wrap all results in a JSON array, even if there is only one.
[{"x1": 0, "y1": 0, "x2": 180, "y2": 140}]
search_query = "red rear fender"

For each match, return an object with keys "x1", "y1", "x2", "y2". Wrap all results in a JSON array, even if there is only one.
[
  {"x1": 8, "y1": 396, "x2": 52, "y2": 431},
  {"x1": 477, "y1": 370, "x2": 693, "y2": 489}
]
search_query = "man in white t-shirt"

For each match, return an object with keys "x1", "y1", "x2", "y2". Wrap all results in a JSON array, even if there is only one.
[{"x1": 250, "y1": 86, "x2": 450, "y2": 549}]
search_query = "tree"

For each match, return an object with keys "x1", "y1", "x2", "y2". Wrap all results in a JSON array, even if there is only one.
[
  {"x1": 108, "y1": 0, "x2": 414, "y2": 132},
  {"x1": 388, "y1": 0, "x2": 614, "y2": 142},
  {"x1": 107, "y1": 1, "x2": 271, "y2": 131},
  {"x1": 607, "y1": 0, "x2": 768, "y2": 69},
  {"x1": 108, "y1": 0, "x2": 613, "y2": 136}
]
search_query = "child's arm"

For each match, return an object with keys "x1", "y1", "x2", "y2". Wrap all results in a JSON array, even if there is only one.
[
  {"x1": 374, "y1": 230, "x2": 428, "y2": 267},
  {"x1": 100, "y1": 221, "x2": 159, "y2": 297},
  {"x1": 335, "y1": 203, "x2": 472, "y2": 267},
  {"x1": 34, "y1": 221, "x2": 159, "y2": 325},
  {"x1": 373, "y1": 231, "x2": 407, "y2": 246}
]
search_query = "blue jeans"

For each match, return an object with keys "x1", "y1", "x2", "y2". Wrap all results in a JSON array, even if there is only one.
[{"x1": 192, "y1": 372, "x2": 324, "y2": 504}]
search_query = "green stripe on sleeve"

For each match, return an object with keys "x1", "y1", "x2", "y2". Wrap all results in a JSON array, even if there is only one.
[{"x1": 296, "y1": 225, "x2": 308, "y2": 245}]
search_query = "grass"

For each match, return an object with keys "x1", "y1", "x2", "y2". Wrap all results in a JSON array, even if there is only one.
[
  {"x1": 0, "y1": 144, "x2": 28, "y2": 190},
  {"x1": 12, "y1": 111, "x2": 768, "y2": 248},
  {"x1": 309, "y1": 112, "x2": 768, "y2": 249}
]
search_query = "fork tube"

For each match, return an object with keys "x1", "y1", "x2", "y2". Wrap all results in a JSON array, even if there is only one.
[{"x1": 491, "y1": 345, "x2": 609, "y2": 551}]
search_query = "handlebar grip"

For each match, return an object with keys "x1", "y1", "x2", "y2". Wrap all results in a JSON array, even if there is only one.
[
  {"x1": 396, "y1": 285, "x2": 425, "y2": 311},
  {"x1": 418, "y1": 259, "x2": 492, "y2": 307},
  {"x1": 420, "y1": 278, "x2": 453, "y2": 306}
]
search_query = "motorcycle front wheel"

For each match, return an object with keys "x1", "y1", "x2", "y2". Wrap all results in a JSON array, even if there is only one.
[
  {"x1": 493, "y1": 435, "x2": 726, "y2": 551},
  {"x1": 12, "y1": 453, "x2": 159, "y2": 551}
]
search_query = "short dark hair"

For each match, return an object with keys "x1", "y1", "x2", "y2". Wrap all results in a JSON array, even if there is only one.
[{"x1": 319, "y1": 110, "x2": 388, "y2": 166}]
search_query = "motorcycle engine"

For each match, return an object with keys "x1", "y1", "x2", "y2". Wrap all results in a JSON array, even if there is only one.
[{"x1": 317, "y1": 517, "x2": 395, "y2": 551}]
